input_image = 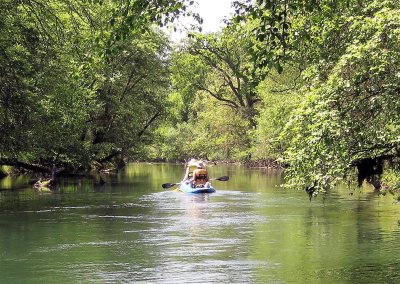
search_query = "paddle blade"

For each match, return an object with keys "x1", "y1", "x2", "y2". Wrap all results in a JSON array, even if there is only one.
[
  {"x1": 215, "y1": 176, "x2": 229, "y2": 181},
  {"x1": 162, "y1": 183, "x2": 177, "y2": 189}
]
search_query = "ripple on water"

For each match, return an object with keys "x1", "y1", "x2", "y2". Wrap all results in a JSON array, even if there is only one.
[
  {"x1": 34, "y1": 241, "x2": 120, "y2": 253},
  {"x1": 79, "y1": 258, "x2": 272, "y2": 284},
  {"x1": 308, "y1": 260, "x2": 400, "y2": 284}
]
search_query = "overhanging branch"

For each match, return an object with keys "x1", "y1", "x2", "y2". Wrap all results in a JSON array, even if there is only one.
[{"x1": 0, "y1": 158, "x2": 50, "y2": 173}]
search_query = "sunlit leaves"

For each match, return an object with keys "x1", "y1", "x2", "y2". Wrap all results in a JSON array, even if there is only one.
[
  {"x1": 232, "y1": 0, "x2": 370, "y2": 74},
  {"x1": 252, "y1": 66, "x2": 303, "y2": 160},
  {"x1": 0, "y1": 0, "x2": 189, "y2": 173},
  {"x1": 280, "y1": 1, "x2": 400, "y2": 193}
]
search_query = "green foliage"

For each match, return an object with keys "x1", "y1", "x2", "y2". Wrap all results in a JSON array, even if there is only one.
[
  {"x1": 381, "y1": 167, "x2": 400, "y2": 193},
  {"x1": 151, "y1": 123, "x2": 194, "y2": 161},
  {"x1": 169, "y1": 50, "x2": 208, "y2": 122},
  {"x1": 233, "y1": 0, "x2": 368, "y2": 72},
  {"x1": 154, "y1": 93, "x2": 250, "y2": 161},
  {"x1": 252, "y1": 66, "x2": 303, "y2": 160},
  {"x1": 0, "y1": 0, "x2": 191, "y2": 174},
  {"x1": 157, "y1": 24, "x2": 260, "y2": 162},
  {"x1": 183, "y1": 25, "x2": 265, "y2": 126},
  {"x1": 192, "y1": 95, "x2": 251, "y2": 161},
  {"x1": 0, "y1": 1, "x2": 39, "y2": 154},
  {"x1": 280, "y1": 1, "x2": 400, "y2": 192},
  {"x1": 2, "y1": 0, "x2": 399, "y2": 200},
  {"x1": 88, "y1": 30, "x2": 171, "y2": 154}
]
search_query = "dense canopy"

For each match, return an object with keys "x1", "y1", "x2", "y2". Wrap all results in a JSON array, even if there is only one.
[{"x1": 1, "y1": 0, "x2": 399, "y2": 196}]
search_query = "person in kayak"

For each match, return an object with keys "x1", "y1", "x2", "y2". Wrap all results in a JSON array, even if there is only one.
[
  {"x1": 189, "y1": 161, "x2": 210, "y2": 188},
  {"x1": 183, "y1": 158, "x2": 198, "y2": 182}
]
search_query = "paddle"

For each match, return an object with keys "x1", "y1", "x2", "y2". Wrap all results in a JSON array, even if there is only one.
[
  {"x1": 162, "y1": 182, "x2": 181, "y2": 189},
  {"x1": 161, "y1": 175, "x2": 229, "y2": 189},
  {"x1": 210, "y1": 176, "x2": 229, "y2": 182}
]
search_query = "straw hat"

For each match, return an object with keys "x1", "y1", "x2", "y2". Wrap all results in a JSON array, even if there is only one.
[{"x1": 188, "y1": 158, "x2": 198, "y2": 167}]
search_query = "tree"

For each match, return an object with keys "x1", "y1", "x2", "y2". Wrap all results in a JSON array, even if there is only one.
[
  {"x1": 181, "y1": 24, "x2": 266, "y2": 127},
  {"x1": 0, "y1": 0, "x2": 194, "y2": 177},
  {"x1": 231, "y1": 0, "x2": 400, "y2": 195},
  {"x1": 233, "y1": 0, "x2": 367, "y2": 73},
  {"x1": 252, "y1": 65, "x2": 303, "y2": 160},
  {"x1": 87, "y1": 31, "x2": 172, "y2": 166},
  {"x1": 280, "y1": 1, "x2": 400, "y2": 195},
  {"x1": 0, "y1": 0, "x2": 92, "y2": 174},
  {"x1": 157, "y1": 23, "x2": 264, "y2": 162}
]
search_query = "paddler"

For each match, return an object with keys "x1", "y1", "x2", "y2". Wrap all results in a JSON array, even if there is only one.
[{"x1": 189, "y1": 161, "x2": 210, "y2": 188}]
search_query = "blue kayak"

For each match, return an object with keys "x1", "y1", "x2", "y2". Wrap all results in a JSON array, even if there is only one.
[{"x1": 178, "y1": 182, "x2": 216, "y2": 194}]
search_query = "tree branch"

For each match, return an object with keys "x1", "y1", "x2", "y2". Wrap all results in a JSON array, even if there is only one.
[
  {"x1": 137, "y1": 110, "x2": 162, "y2": 137},
  {"x1": 0, "y1": 158, "x2": 49, "y2": 173},
  {"x1": 195, "y1": 84, "x2": 240, "y2": 108}
]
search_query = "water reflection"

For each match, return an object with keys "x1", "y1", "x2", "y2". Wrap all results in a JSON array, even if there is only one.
[
  {"x1": 178, "y1": 192, "x2": 210, "y2": 218},
  {"x1": 131, "y1": 190, "x2": 267, "y2": 283},
  {"x1": 1, "y1": 163, "x2": 400, "y2": 283}
]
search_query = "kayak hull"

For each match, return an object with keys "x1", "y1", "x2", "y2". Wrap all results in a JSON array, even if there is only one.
[{"x1": 178, "y1": 182, "x2": 216, "y2": 194}]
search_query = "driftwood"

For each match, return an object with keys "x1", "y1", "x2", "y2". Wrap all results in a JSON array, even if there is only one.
[
  {"x1": 33, "y1": 164, "x2": 60, "y2": 190},
  {"x1": 0, "y1": 158, "x2": 63, "y2": 190},
  {"x1": 34, "y1": 178, "x2": 56, "y2": 190}
]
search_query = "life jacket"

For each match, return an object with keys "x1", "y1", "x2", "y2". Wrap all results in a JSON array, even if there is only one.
[{"x1": 193, "y1": 168, "x2": 208, "y2": 185}]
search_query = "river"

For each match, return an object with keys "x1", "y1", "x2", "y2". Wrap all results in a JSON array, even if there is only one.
[{"x1": 1, "y1": 163, "x2": 400, "y2": 283}]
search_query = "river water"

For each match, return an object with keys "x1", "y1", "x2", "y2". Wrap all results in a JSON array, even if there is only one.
[{"x1": 1, "y1": 163, "x2": 400, "y2": 283}]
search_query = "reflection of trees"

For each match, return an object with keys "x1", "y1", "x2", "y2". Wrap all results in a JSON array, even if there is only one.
[
  {"x1": 251, "y1": 189, "x2": 400, "y2": 282},
  {"x1": 3, "y1": 163, "x2": 400, "y2": 282}
]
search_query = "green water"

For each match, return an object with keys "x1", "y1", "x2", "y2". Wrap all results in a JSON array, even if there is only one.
[{"x1": 1, "y1": 163, "x2": 400, "y2": 283}]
